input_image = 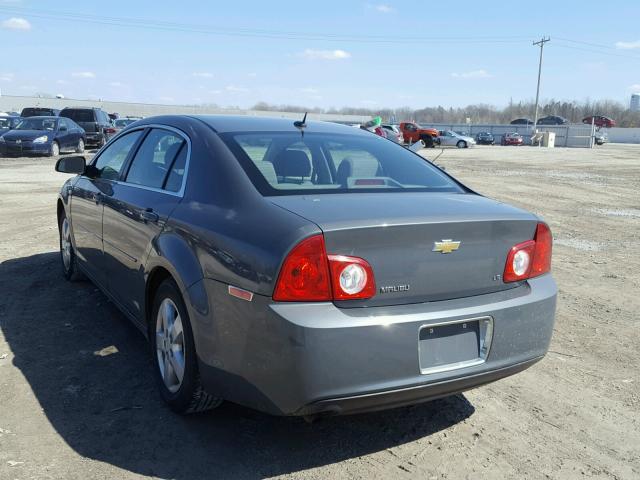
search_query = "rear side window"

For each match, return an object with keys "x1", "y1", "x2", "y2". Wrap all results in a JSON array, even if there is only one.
[
  {"x1": 222, "y1": 132, "x2": 463, "y2": 195},
  {"x1": 125, "y1": 129, "x2": 186, "y2": 191},
  {"x1": 61, "y1": 109, "x2": 94, "y2": 123},
  {"x1": 94, "y1": 130, "x2": 143, "y2": 180}
]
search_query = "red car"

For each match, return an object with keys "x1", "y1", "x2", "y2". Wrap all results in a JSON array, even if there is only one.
[
  {"x1": 501, "y1": 132, "x2": 524, "y2": 146},
  {"x1": 582, "y1": 116, "x2": 616, "y2": 128}
]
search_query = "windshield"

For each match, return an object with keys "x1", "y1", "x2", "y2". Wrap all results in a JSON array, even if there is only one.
[
  {"x1": 16, "y1": 118, "x2": 57, "y2": 131},
  {"x1": 221, "y1": 132, "x2": 464, "y2": 196}
]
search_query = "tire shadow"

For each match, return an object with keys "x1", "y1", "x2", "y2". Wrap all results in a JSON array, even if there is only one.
[{"x1": 0, "y1": 252, "x2": 475, "y2": 479}]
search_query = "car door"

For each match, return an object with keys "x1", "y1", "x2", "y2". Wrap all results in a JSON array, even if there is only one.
[
  {"x1": 440, "y1": 131, "x2": 453, "y2": 146},
  {"x1": 69, "y1": 130, "x2": 144, "y2": 288},
  {"x1": 57, "y1": 118, "x2": 72, "y2": 149},
  {"x1": 101, "y1": 127, "x2": 189, "y2": 321}
]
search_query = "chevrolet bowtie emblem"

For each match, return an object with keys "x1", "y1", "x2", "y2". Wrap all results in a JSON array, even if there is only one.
[{"x1": 433, "y1": 239, "x2": 461, "y2": 254}]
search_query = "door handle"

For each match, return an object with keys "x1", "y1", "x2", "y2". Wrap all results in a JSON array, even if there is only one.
[
  {"x1": 93, "y1": 192, "x2": 103, "y2": 204},
  {"x1": 141, "y1": 208, "x2": 159, "y2": 223}
]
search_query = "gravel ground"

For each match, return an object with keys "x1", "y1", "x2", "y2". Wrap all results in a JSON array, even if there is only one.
[{"x1": 0, "y1": 144, "x2": 638, "y2": 480}]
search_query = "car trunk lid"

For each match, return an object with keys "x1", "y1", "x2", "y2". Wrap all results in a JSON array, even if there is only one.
[{"x1": 270, "y1": 192, "x2": 538, "y2": 307}]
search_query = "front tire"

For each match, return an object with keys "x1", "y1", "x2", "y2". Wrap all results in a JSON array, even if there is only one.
[
  {"x1": 76, "y1": 138, "x2": 85, "y2": 153},
  {"x1": 49, "y1": 141, "x2": 60, "y2": 157},
  {"x1": 456, "y1": 140, "x2": 467, "y2": 148},
  {"x1": 150, "y1": 279, "x2": 222, "y2": 414},
  {"x1": 420, "y1": 135, "x2": 434, "y2": 148},
  {"x1": 59, "y1": 211, "x2": 84, "y2": 281}
]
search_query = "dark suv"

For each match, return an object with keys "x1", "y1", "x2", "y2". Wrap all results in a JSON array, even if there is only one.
[
  {"x1": 20, "y1": 107, "x2": 60, "y2": 118},
  {"x1": 59, "y1": 107, "x2": 113, "y2": 147}
]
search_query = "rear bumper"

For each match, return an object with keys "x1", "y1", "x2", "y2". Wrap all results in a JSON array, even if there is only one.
[
  {"x1": 298, "y1": 356, "x2": 541, "y2": 416},
  {"x1": 191, "y1": 275, "x2": 557, "y2": 416},
  {"x1": 84, "y1": 132, "x2": 105, "y2": 145}
]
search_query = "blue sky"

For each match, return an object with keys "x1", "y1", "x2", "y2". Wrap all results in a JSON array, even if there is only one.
[{"x1": 1, "y1": 0, "x2": 639, "y2": 109}]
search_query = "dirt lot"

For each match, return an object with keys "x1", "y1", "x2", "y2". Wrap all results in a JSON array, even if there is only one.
[{"x1": 0, "y1": 144, "x2": 639, "y2": 480}]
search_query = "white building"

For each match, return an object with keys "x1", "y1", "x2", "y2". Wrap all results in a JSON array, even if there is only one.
[{"x1": 631, "y1": 93, "x2": 640, "y2": 112}]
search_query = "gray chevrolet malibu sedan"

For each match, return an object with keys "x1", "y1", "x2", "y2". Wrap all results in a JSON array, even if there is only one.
[{"x1": 55, "y1": 115, "x2": 557, "y2": 418}]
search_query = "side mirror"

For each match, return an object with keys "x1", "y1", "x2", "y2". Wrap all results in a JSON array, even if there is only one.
[{"x1": 55, "y1": 155, "x2": 86, "y2": 174}]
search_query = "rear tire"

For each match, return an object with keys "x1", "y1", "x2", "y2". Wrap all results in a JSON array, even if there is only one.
[
  {"x1": 150, "y1": 278, "x2": 222, "y2": 414},
  {"x1": 59, "y1": 211, "x2": 84, "y2": 281}
]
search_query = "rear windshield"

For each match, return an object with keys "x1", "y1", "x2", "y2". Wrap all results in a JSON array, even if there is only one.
[
  {"x1": 61, "y1": 109, "x2": 94, "y2": 123},
  {"x1": 221, "y1": 132, "x2": 464, "y2": 195},
  {"x1": 21, "y1": 108, "x2": 54, "y2": 117}
]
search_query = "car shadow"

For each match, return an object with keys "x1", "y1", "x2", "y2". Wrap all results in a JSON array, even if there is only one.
[{"x1": 0, "y1": 252, "x2": 475, "y2": 479}]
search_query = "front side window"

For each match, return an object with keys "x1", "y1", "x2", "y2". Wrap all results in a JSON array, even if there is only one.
[
  {"x1": 125, "y1": 129, "x2": 186, "y2": 190},
  {"x1": 222, "y1": 132, "x2": 464, "y2": 195},
  {"x1": 93, "y1": 130, "x2": 143, "y2": 180}
]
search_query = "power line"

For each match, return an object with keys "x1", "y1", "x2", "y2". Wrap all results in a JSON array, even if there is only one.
[
  {"x1": 554, "y1": 43, "x2": 640, "y2": 60},
  {"x1": 555, "y1": 37, "x2": 628, "y2": 52},
  {"x1": 0, "y1": 6, "x2": 535, "y2": 44}
]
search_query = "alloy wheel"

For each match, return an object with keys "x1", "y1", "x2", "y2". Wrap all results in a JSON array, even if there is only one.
[
  {"x1": 60, "y1": 217, "x2": 71, "y2": 271},
  {"x1": 155, "y1": 298, "x2": 186, "y2": 393}
]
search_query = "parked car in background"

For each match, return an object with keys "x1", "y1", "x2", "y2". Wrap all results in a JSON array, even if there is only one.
[
  {"x1": 537, "y1": 115, "x2": 568, "y2": 126},
  {"x1": 0, "y1": 116, "x2": 22, "y2": 135},
  {"x1": 399, "y1": 122, "x2": 439, "y2": 147},
  {"x1": 0, "y1": 116, "x2": 85, "y2": 157},
  {"x1": 594, "y1": 131, "x2": 608, "y2": 145},
  {"x1": 475, "y1": 132, "x2": 495, "y2": 145},
  {"x1": 501, "y1": 132, "x2": 524, "y2": 146},
  {"x1": 54, "y1": 115, "x2": 556, "y2": 417},
  {"x1": 582, "y1": 116, "x2": 615, "y2": 128},
  {"x1": 510, "y1": 118, "x2": 534, "y2": 125},
  {"x1": 59, "y1": 107, "x2": 113, "y2": 148},
  {"x1": 20, "y1": 107, "x2": 60, "y2": 118},
  {"x1": 113, "y1": 117, "x2": 140, "y2": 133},
  {"x1": 381, "y1": 124, "x2": 403, "y2": 143},
  {"x1": 438, "y1": 130, "x2": 475, "y2": 148}
]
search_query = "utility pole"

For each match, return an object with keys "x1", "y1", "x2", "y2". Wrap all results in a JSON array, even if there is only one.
[{"x1": 532, "y1": 36, "x2": 550, "y2": 130}]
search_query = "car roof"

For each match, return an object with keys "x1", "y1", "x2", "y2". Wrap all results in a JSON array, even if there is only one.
[{"x1": 177, "y1": 115, "x2": 373, "y2": 135}]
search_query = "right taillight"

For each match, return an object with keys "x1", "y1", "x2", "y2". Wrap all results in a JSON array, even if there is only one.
[
  {"x1": 273, "y1": 235, "x2": 376, "y2": 302},
  {"x1": 503, "y1": 223, "x2": 552, "y2": 283}
]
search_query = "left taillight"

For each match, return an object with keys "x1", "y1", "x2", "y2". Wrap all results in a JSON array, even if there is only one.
[
  {"x1": 273, "y1": 234, "x2": 376, "y2": 302},
  {"x1": 503, "y1": 222, "x2": 553, "y2": 283}
]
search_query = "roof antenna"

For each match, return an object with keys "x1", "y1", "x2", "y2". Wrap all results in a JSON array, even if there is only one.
[{"x1": 294, "y1": 112, "x2": 308, "y2": 134}]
